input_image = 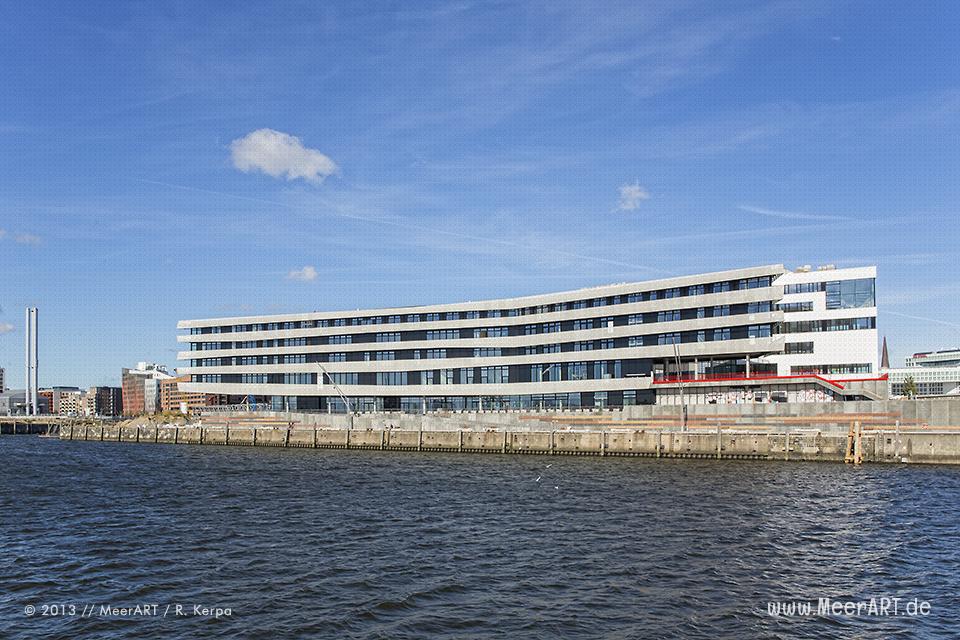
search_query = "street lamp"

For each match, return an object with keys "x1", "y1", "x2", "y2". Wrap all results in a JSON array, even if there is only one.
[
  {"x1": 672, "y1": 340, "x2": 688, "y2": 431},
  {"x1": 539, "y1": 363, "x2": 558, "y2": 383},
  {"x1": 539, "y1": 363, "x2": 558, "y2": 411},
  {"x1": 316, "y1": 362, "x2": 353, "y2": 414}
]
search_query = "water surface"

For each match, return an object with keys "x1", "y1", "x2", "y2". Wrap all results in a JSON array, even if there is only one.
[{"x1": 1, "y1": 437, "x2": 958, "y2": 639}]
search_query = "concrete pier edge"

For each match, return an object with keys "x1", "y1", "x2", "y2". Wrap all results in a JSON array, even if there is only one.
[{"x1": 53, "y1": 422, "x2": 960, "y2": 465}]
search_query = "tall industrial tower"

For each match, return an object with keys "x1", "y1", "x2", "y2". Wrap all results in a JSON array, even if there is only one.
[{"x1": 24, "y1": 308, "x2": 38, "y2": 415}]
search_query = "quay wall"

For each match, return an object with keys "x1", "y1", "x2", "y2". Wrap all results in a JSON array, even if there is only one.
[
  {"x1": 626, "y1": 398, "x2": 960, "y2": 426},
  {"x1": 57, "y1": 423, "x2": 960, "y2": 465},
  {"x1": 206, "y1": 398, "x2": 960, "y2": 433}
]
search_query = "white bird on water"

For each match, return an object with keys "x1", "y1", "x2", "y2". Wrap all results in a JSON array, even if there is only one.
[{"x1": 535, "y1": 476, "x2": 541, "y2": 482}]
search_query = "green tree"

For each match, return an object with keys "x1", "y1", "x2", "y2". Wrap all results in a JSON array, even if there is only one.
[{"x1": 903, "y1": 375, "x2": 918, "y2": 399}]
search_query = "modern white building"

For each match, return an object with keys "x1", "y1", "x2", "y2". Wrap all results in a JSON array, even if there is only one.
[
  {"x1": 763, "y1": 265, "x2": 878, "y2": 378},
  {"x1": 176, "y1": 264, "x2": 884, "y2": 410},
  {"x1": 886, "y1": 349, "x2": 960, "y2": 397}
]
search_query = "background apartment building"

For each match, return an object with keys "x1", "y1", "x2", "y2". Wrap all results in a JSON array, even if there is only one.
[
  {"x1": 886, "y1": 349, "x2": 960, "y2": 397},
  {"x1": 37, "y1": 387, "x2": 83, "y2": 416},
  {"x1": 158, "y1": 375, "x2": 224, "y2": 413},
  {"x1": 83, "y1": 386, "x2": 123, "y2": 417},
  {"x1": 121, "y1": 363, "x2": 173, "y2": 415}
]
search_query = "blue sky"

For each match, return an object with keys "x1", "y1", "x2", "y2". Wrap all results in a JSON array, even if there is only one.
[{"x1": 1, "y1": 1, "x2": 959, "y2": 388}]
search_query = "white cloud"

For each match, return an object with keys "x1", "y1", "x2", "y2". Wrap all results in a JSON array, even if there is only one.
[
  {"x1": 0, "y1": 323, "x2": 14, "y2": 334},
  {"x1": 617, "y1": 182, "x2": 649, "y2": 210},
  {"x1": 231, "y1": 129, "x2": 338, "y2": 184},
  {"x1": 14, "y1": 233, "x2": 41, "y2": 245},
  {"x1": 287, "y1": 265, "x2": 318, "y2": 281}
]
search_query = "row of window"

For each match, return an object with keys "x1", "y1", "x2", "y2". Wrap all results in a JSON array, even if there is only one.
[
  {"x1": 196, "y1": 360, "x2": 634, "y2": 386},
  {"x1": 781, "y1": 317, "x2": 876, "y2": 333},
  {"x1": 189, "y1": 302, "x2": 778, "y2": 350},
  {"x1": 777, "y1": 302, "x2": 814, "y2": 313},
  {"x1": 891, "y1": 383, "x2": 944, "y2": 396},
  {"x1": 244, "y1": 391, "x2": 652, "y2": 412},
  {"x1": 188, "y1": 276, "x2": 778, "y2": 335},
  {"x1": 190, "y1": 324, "x2": 779, "y2": 367},
  {"x1": 784, "y1": 341, "x2": 815, "y2": 354},
  {"x1": 790, "y1": 364, "x2": 873, "y2": 375},
  {"x1": 783, "y1": 278, "x2": 875, "y2": 310},
  {"x1": 239, "y1": 373, "x2": 318, "y2": 385}
]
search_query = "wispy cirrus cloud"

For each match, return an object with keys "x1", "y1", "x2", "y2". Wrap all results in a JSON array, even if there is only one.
[
  {"x1": 231, "y1": 129, "x2": 338, "y2": 184},
  {"x1": 738, "y1": 204, "x2": 851, "y2": 222},
  {"x1": 884, "y1": 310, "x2": 960, "y2": 330},
  {"x1": 15, "y1": 233, "x2": 42, "y2": 245},
  {"x1": 367, "y1": 2, "x2": 819, "y2": 137},
  {"x1": 287, "y1": 265, "x2": 318, "y2": 282},
  {"x1": 0, "y1": 323, "x2": 15, "y2": 335},
  {"x1": 0, "y1": 229, "x2": 41, "y2": 245}
]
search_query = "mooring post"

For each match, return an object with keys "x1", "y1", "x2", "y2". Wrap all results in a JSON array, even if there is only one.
[
  {"x1": 895, "y1": 420, "x2": 901, "y2": 461},
  {"x1": 136, "y1": 425, "x2": 140, "y2": 443},
  {"x1": 345, "y1": 429, "x2": 350, "y2": 449},
  {"x1": 845, "y1": 421, "x2": 853, "y2": 463},
  {"x1": 599, "y1": 430, "x2": 605, "y2": 456},
  {"x1": 550, "y1": 430, "x2": 555, "y2": 455},
  {"x1": 313, "y1": 427, "x2": 318, "y2": 449},
  {"x1": 418, "y1": 429, "x2": 423, "y2": 451},
  {"x1": 502, "y1": 430, "x2": 507, "y2": 454},
  {"x1": 854, "y1": 421, "x2": 863, "y2": 465},
  {"x1": 458, "y1": 429, "x2": 463, "y2": 452},
  {"x1": 284, "y1": 427, "x2": 290, "y2": 447},
  {"x1": 174, "y1": 425, "x2": 179, "y2": 444},
  {"x1": 784, "y1": 425, "x2": 789, "y2": 461},
  {"x1": 657, "y1": 430, "x2": 662, "y2": 458},
  {"x1": 716, "y1": 423, "x2": 722, "y2": 459},
  {"x1": 381, "y1": 429, "x2": 386, "y2": 450}
]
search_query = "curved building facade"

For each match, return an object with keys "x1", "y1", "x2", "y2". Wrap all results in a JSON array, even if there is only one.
[{"x1": 177, "y1": 263, "x2": 879, "y2": 411}]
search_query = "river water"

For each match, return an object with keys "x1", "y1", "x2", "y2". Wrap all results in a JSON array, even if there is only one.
[{"x1": 1, "y1": 436, "x2": 958, "y2": 639}]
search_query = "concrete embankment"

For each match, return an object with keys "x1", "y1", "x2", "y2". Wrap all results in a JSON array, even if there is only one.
[
  {"x1": 0, "y1": 420, "x2": 59, "y2": 435},
  {"x1": 57, "y1": 422, "x2": 960, "y2": 465}
]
